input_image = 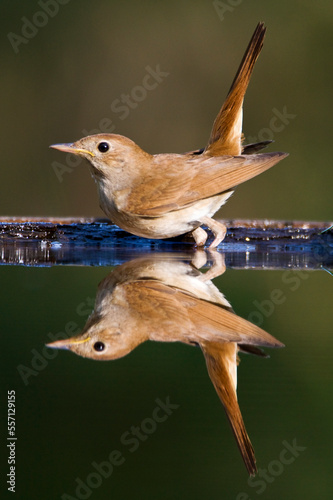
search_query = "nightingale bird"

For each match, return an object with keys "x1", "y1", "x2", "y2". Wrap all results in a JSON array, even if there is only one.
[
  {"x1": 47, "y1": 254, "x2": 284, "y2": 476},
  {"x1": 50, "y1": 22, "x2": 288, "y2": 248}
]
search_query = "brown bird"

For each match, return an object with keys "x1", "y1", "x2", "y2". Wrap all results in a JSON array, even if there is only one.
[
  {"x1": 51, "y1": 22, "x2": 288, "y2": 248},
  {"x1": 47, "y1": 254, "x2": 284, "y2": 475}
]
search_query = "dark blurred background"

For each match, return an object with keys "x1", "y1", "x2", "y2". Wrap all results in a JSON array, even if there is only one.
[
  {"x1": 2, "y1": 0, "x2": 333, "y2": 221},
  {"x1": 1, "y1": 1, "x2": 333, "y2": 499}
]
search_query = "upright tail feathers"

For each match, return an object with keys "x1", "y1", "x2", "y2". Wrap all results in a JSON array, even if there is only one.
[{"x1": 206, "y1": 22, "x2": 266, "y2": 157}]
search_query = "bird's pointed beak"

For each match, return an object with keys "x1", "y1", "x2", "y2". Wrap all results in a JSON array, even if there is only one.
[
  {"x1": 46, "y1": 336, "x2": 91, "y2": 350},
  {"x1": 50, "y1": 143, "x2": 95, "y2": 157},
  {"x1": 46, "y1": 338, "x2": 71, "y2": 350}
]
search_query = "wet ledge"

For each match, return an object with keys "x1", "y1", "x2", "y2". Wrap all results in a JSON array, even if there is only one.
[{"x1": 0, "y1": 217, "x2": 332, "y2": 269}]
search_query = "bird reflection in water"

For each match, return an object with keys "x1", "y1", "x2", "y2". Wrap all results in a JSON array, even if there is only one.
[{"x1": 47, "y1": 251, "x2": 283, "y2": 476}]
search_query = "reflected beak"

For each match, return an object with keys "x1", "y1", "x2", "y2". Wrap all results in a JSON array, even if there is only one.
[
  {"x1": 50, "y1": 143, "x2": 95, "y2": 157},
  {"x1": 46, "y1": 338, "x2": 71, "y2": 350},
  {"x1": 46, "y1": 336, "x2": 91, "y2": 350}
]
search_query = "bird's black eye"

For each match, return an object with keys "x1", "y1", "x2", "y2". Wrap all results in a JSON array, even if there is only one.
[
  {"x1": 98, "y1": 142, "x2": 109, "y2": 153},
  {"x1": 93, "y1": 341, "x2": 105, "y2": 352}
]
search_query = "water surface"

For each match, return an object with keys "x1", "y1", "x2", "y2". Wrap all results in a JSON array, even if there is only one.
[{"x1": 1, "y1": 223, "x2": 332, "y2": 499}]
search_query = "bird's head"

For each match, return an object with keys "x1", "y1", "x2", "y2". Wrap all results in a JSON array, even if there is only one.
[
  {"x1": 46, "y1": 326, "x2": 145, "y2": 361},
  {"x1": 50, "y1": 133, "x2": 150, "y2": 177}
]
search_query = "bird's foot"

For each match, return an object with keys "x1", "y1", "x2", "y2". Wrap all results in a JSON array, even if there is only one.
[
  {"x1": 192, "y1": 226, "x2": 208, "y2": 247},
  {"x1": 201, "y1": 217, "x2": 227, "y2": 248},
  {"x1": 202, "y1": 249, "x2": 226, "y2": 280},
  {"x1": 191, "y1": 247, "x2": 226, "y2": 281}
]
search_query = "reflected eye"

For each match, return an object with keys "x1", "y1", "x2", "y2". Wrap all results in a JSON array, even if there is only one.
[
  {"x1": 97, "y1": 142, "x2": 109, "y2": 153},
  {"x1": 93, "y1": 341, "x2": 105, "y2": 352}
]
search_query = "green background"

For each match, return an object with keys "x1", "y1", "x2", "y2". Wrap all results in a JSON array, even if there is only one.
[{"x1": 1, "y1": 1, "x2": 333, "y2": 499}]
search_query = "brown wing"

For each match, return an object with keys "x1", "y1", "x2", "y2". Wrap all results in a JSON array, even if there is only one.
[
  {"x1": 123, "y1": 151, "x2": 288, "y2": 216},
  {"x1": 205, "y1": 22, "x2": 266, "y2": 156},
  {"x1": 124, "y1": 281, "x2": 283, "y2": 348},
  {"x1": 201, "y1": 341, "x2": 257, "y2": 476}
]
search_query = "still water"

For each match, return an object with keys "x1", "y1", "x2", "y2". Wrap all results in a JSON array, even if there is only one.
[{"x1": 1, "y1": 222, "x2": 333, "y2": 499}]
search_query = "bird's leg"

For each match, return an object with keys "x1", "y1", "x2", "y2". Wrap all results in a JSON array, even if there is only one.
[
  {"x1": 201, "y1": 249, "x2": 226, "y2": 280},
  {"x1": 201, "y1": 216, "x2": 227, "y2": 249},
  {"x1": 191, "y1": 248, "x2": 226, "y2": 281},
  {"x1": 191, "y1": 249, "x2": 208, "y2": 270},
  {"x1": 192, "y1": 226, "x2": 208, "y2": 247}
]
